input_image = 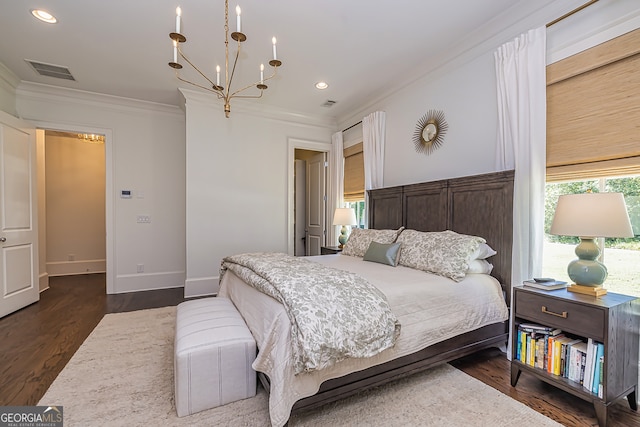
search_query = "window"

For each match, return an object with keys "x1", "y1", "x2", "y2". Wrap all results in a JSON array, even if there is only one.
[
  {"x1": 346, "y1": 200, "x2": 366, "y2": 229},
  {"x1": 546, "y1": 29, "x2": 640, "y2": 180},
  {"x1": 543, "y1": 29, "x2": 640, "y2": 297},
  {"x1": 542, "y1": 176, "x2": 640, "y2": 297},
  {"x1": 343, "y1": 142, "x2": 364, "y2": 202},
  {"x1": 343, "y1": 141, "x2": 366, "y2": 228}
]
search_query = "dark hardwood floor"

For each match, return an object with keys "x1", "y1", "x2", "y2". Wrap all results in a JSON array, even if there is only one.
[
  {"x1": 0, "y1": 273, "x2": 185, "y2": 407},
  {"x1": 1, "y1": 274, "x2": 638, "y2": 426},
  {"x1": 452, "y1": 349, "x2": 639, "y2": 427}
]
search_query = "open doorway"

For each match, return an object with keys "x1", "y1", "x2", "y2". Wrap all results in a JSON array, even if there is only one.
[
  {"x1": 40, "y1": 130, "x2": 106, "y2": 286},
  {"x1": 294, "y1": 149, "x2": 327, "y2": 256},
  {"x1": 288, "y1": 138, "x2": 331, "y2": 257}
]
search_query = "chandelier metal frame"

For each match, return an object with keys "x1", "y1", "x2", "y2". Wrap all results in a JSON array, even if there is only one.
[{"x1": 168, "y1": 0, "x2": 282, "y2": 118}]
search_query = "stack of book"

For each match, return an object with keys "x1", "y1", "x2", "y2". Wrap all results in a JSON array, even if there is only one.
[{"x1": 516, "y1": 323, "x2": 604, "y2": 397}]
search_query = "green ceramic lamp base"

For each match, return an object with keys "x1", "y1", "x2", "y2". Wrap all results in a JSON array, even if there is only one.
[
  {"x1": 338, "y1": 226, "x2": 349, "y2": 248},
  {"x1": 567, "y1": 237, "x2": 607, "y2": 287}
]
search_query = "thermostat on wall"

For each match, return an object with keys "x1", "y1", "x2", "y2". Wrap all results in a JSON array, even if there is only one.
[{"x1": 121, "y1": 190, "x2": 132, "y2": 199}]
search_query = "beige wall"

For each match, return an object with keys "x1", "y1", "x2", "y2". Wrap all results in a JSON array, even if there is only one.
[{"x1": 44, "y1": 132, "x2": 106, "y2": 275}]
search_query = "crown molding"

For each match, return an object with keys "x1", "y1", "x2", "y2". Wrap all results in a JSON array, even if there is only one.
[
  {"x1": 338, "y1": 0, "x2": 587, "y2": 129},
  {"x1": 0, "y1": 62, "x2": 20, "y2": 90},
  {"x1": 179, "y1": 88, "x2": 336, "y2": 130},
  {"x1": 0, "y1": 63, "x2": 19, "y2": 115},
  {"x1": 17, "y1": 81, "x2": 183, "y2": 116},
  {"x1": 547, "y1": 5, "x2": 640, "y2": 64}
]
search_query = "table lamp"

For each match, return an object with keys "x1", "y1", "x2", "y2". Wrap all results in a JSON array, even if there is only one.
[
  {"x1": 550, "y1": 192, "x2": 633, "y2": 296},
  {"x1": 332, "y1": 208, "x2": 357, "y2": 248}
]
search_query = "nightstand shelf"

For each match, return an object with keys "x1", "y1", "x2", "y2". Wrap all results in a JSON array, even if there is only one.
[{"x1": 510, "y1": 285, "x2": 639, "y2": 427}]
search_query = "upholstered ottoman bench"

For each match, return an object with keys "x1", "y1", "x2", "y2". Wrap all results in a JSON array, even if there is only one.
[{"x1": 174, "y1": 297, "x2": 257, "y2": 417}]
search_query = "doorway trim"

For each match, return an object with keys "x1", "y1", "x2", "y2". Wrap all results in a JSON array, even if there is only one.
[
  {"x1": 30, "y1": 120, "x2": 114, "y2": 294},
  {"x1": 287, "y1": 138, "x2": 331, "y2": 255}
]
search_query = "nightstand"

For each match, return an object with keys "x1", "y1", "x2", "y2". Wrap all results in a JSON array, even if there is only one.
[
  {"x1": 511, "y1": 285, "x2": 639, "y2": 427},
  {"x1": 320, "y1": 246, "x2": 342, "y2": 255}
]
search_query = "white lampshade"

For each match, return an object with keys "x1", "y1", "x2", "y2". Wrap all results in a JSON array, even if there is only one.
[
  {"x1": 332, "y1": 208, "x2": 357, "y2": 226},
  {"x1": 550, "y1": 192, "x2": 633, "y2": 238}
]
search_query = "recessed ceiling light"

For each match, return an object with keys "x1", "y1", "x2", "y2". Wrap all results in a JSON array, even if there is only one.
[
  {"x1": 31, "y1": 9, "x2": 57, "y2": 24},
  {"x1": 315, "y1": 81, "x2": 329, "y2": 90}
]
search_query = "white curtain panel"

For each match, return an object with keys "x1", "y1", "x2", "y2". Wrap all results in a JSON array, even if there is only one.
[
  {"x1": 494, "y1": 26, "x2": 547, "y2": 288},
  {"x1": 363, "y1": 111, "x2": 386, "y2": 228},
  {"x1": 327, "y1": 131, "x2": 344, "y2": 247}
]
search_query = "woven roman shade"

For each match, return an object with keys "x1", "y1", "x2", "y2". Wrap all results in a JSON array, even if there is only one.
[
  {"x1": 546, "y1": 28, "x2": 640, "y2": 182},
  {"x1": 343, "y1": 142, "x2": 364, "y2": 201}
]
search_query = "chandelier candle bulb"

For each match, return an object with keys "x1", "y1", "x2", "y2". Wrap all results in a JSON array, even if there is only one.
[
  {"x1": 172, "y1": 40, "x2": 178, "y2": 63},
  {"x1": 236, "y1": 6, "x2": 241, "y2": 33},
  {"x1": 272, "y1": 37, "x2": 277, "y2": 60},
  {"x1": 216, "y1": 65, "x2": 221, "y2": 86},
  {"x1": 175, "y1": 7, "x2": 181, "y2": 34},
  {"x1": 260, "y1": 64, "x2": 264, "y2": 84}
]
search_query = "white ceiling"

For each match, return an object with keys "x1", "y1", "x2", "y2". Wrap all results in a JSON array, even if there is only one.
[{"x1": 0, "y1": 0, "x2": 561, "y2": 121}]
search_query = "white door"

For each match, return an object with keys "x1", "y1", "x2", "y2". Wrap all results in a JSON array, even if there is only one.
[
  {"x1": 305, "y1": 152, "x2": 326, "y2": 256},
  {"x1": 294, "y1": 159, "x2": 306, "y2": 256},
  {"x1": 0, "y1": 111, "x2": 39, "y2": 318}
]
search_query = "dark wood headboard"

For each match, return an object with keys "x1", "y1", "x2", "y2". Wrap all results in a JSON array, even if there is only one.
[{"x1": 368, "y1": 170, "x2": 514, "y2": 301}]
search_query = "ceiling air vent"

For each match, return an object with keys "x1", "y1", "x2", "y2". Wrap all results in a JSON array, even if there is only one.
[
  {"x1": 322, "y1": 100, "x2": 337, "y2": 108},
  {"x1": 25, "y1": 60, "x2": 75, "y2": 81}
]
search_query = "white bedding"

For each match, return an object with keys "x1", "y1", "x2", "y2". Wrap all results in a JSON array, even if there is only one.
[{"x1": 218, "y1": 254, "x2": 509, "y2": 427}]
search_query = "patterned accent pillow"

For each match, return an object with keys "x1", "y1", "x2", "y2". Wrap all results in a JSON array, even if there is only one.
[
  {"x1": 397, "y1": 229, "x2": 486, "y2": 282},
  {"x1": 342, "y1": 227, "x2": 403, "y2": 257}
]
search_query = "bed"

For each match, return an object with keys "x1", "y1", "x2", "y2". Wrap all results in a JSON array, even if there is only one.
[{"x1": 219, "y1": 170, "x2": 514, "y2": 426}]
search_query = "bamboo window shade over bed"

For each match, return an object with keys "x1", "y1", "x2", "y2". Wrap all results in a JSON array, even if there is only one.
[
  {"x1": 546, "y1": 28, "x2": 640, "y2": 182},
  {"x1": 343, "y1": 142, "x2": 364, "y2": 201}
]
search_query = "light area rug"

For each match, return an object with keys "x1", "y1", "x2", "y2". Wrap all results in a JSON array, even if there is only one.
[{"x1": 40, "y1": 306, "x2": 562, "y2": 427}]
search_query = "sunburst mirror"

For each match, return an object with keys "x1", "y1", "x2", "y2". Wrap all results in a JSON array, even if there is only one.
[{"x1": 413, "y1": 110, "x2": 448, "y2": 155}]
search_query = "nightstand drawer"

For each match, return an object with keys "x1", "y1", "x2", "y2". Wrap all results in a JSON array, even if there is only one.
[{"x1": 515, "y1": 291, "x2": 605, "y2": 341}]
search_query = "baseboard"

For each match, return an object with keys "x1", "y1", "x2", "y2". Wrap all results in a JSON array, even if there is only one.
[
  {"x1": 39, "y1": 272, "x2": 49, "y2": 292},
  {"x1": 184, "y1": 276, "x2": 219, "y2": 298},
  {"x1": 47, "y1": 259, "x2": 106, "y2": 276},
  {"x1": 111, "y1": 271, "x2": 185, "y2": 294}
]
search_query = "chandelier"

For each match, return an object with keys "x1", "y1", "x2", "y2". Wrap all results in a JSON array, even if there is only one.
[
  {"x1": 168, "y1": 1, "x2": 282, "y2": 118},
  {"x1": 77, "y1": 133, "x2": 104, "y2": 144}
]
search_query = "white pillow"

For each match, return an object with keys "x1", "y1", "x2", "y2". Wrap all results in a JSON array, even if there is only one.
[
  {"x1": 469, "y1": 243, "x2": 497, "y2": 261},
  {"x1": 466, "y1": 259, "x2": 494, "y2": 274}
]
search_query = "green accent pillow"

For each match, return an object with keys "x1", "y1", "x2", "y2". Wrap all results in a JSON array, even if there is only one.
[{"x1": 363, "y1": 241, "x2": 402, "y2": 267}]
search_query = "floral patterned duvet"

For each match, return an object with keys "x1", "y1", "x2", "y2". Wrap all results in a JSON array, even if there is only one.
[{"x1": 221, "y1": 252, "x2": 401, "y2": 374}]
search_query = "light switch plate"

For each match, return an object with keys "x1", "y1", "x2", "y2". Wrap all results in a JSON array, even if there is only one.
[{"x1": 136, "y1": 215, "x2": 151, "y2": 223}]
